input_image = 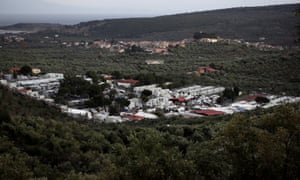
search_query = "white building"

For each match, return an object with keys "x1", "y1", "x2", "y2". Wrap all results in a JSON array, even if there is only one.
[
  {"x1": 134, "y1": 84, "x2": 157, "y2": 95},
  {"x1": 105, "y1": 116, "x2": 123, "y2": 123},
  {"x1": 173, "y1": 85, "x2": 224, "y2": 97},
  {"x1": 61, "y1": 107, "x2": 92, "y2": 119},
  {"x1": 133, "y1": 84, "x2": 173, "y2": 109},
  {"x1": 129, "y1": 98, "x2": 143, "y2": 109},
  {"x1": 146, "y1": 96, "x2": 173, "y2": 109},
  {"x1": 116, "y1": 79, "x2": 139, "y2": 88},
  {"x1": 44, "y1": 73, "x2": 64, "y2": 80},
  {"x1": 93, "y1": 112, "x2": 109, "y2": 122}
]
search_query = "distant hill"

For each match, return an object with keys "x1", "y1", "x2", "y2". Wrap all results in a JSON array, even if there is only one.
[
  {"x1": 1, "y1": 23, "x2": 63, "y2": 32},
  {"x1": 2, "y1": 4, "x2": 299, "y2": 45}
]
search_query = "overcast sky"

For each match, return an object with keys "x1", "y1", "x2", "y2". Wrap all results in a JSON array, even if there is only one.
[{"x1": 1, "y1": 0, "x2": 299, "y2": 16}]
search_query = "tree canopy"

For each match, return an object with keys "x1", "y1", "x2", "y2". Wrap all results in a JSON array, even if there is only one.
[{"x1": 20, "y1": 65, "x2": 32, "y2": 75}]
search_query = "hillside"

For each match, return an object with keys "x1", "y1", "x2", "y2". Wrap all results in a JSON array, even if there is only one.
[
  {"x1": 1, "y1": 23, "x2": 62, "y2": 32},
  {"x1": 1, "y1": 83, "x2": 300, "y2": 179},
  {"x1": 1, "y1": 41, "x2": 299, "y2": 95},
  {"x1": 39, "y1": 4, "x2": 299, "y2": 45}
]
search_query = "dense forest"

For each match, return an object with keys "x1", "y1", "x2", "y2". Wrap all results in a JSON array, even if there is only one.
[
  {"x1": 2, "y1": 4, "x2": 299, "y2": 45},
  {"x1": 0, "y1": 84, "x2": 299, "y2": 179}
]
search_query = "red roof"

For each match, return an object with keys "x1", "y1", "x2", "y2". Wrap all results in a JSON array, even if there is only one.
[
  {"x1": 169, "y1": 97, "x2": 186, "y2": 102},
  {"x1": 118, "y1": 79, "x2": 139, "y2": 84},
  {"x1": 10, "y1": 67, "x2": 21, "y2": 72},
  {"x1": 193, "y1": 109, "x2": 225, "y2": 116},
  {"x1": 18, "y1": 88, "x2": 29, "y2": 93},
  {"x1": 198, "y1": 66, "x2": 218, "y2": 72},
  {"x1": 121, "y1": 113, "x2": 144, "y2": 120},
  {"x1": 104, "y1": 76, "x2": 113, "y2": 80}
]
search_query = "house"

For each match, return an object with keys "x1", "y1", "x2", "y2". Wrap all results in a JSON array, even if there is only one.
[
  {"x1": 134, "y1": 84, "x2": 157, "y2": 95},
  {"x1": 105, "y1": 116, "x2": 123, "y2": 123},
  {"x1": 133, "y1": 84, "x2": 173, "y2": 109},
  {"x1": 121, "y1": 111, "x2": 158, "y2": 120},
  {"x1": 169, "y1": 98, "x2": 187, "y2": 106},
  {"x1": 193, "y1": 109, "x2": 225, "y2": 116},
  {"x1": 117, "y1": 79, "x2": 139, "y2": 88},
  {"x1": 3, "y1": 74, "x2": 13, "y2": 81},
  {"x1": 17, "y1": 75, "x2": 28, "y2": 80},
  {"x1": 61, "y1": 107, "x2": 92, "y2": 119},
  {"x1": 200, "y1": 38, "x2": 218, "y2": 43},
  {"x1": 10, "y1": 67, "x2": 20, "y2": 73},
  {"x1": 0, "y1": 79, "x2": 8, "y2": 85},
  {"x1": 67, "y1": 98, "x2": 90, "y2": 107},
  {"x1": 146, "y1": 97, "x2": 173, "y2": 109},
  {"x1": 76, "y1": 75, "x2": 93, "y2": 84},
  {"x1": 153, "y1": 48, "x2": 167, "y2": 54},
  {"x1": 169, "y1": 97, "x2": 186, "y2": 103},
  {"x1": 242, "y1": 94, "x2": 266, "y2": 102},
  {"x1": 145, "y1": 59, "x2": 164, "y2": 65},
  {"x1": 32, "y1": 68, "x2": 41, "y2": 75},
  {"x1": 103, "y1": 76, "x2": 114, "y2": 85},
  {"x1": 7, "y1": 82, "x2": 17, "y2": 89},
  {"x1": 18, "y1": 87, "x2": 31, "y2": 95},
  {"x1": 16, "y1": 76, "x2": 62, "y2": 96},
  {"x1": 173, "y1": 85, "x2": 224, "y2": 97},
  {"x1": 120, "y1": 112, "x2": 144, "y2": 121},
  {"x1": 28, "y1": 91, "x2": 40, "y2": 98},
  {"x1": 74, "y1": 42, "x2": 80, "y2": 46},
  {"x1": 135, "y1": 111, "x2": 158, "y2": 119},
  {"x1": 44, "y1": 73, "x2": 64, "y2": 80},
  {"x1": 93, "y1": 112, "x2": 109, "y2": 122},
  {"x1": 198, "y1": 66, "x2": 219, "y2": 73},
  {"x1": 138, "y1": 41, "x2": 152, "y2": 47},
  {"x1": 231, "y1": 101, "x2": 257, "y2": 111},
  {"x1": 129, "y1": 98, "x2": 143, "y2": 109}
]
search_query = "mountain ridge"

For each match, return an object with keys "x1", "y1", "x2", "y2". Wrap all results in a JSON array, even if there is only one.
[{"x1": 1, "y1": 4, "x2": 299, "y2": 45}]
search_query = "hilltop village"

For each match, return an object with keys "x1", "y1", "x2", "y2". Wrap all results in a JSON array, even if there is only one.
[
  {"x1": 0, "y1": 32, "x2": 285, "y2": 52},
  {"x1": 1, "y1": 66, "x2": 299, "y2": 123}
]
